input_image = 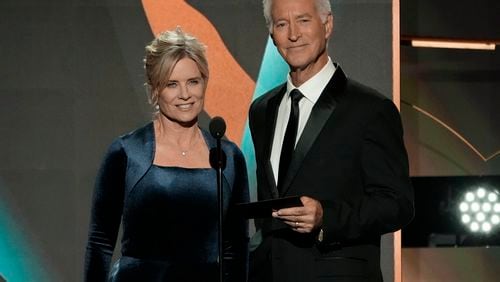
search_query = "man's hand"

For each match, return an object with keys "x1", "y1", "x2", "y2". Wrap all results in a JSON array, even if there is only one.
[{"x1": 272, "y1": 196, "x2": 323, "y2": 233}]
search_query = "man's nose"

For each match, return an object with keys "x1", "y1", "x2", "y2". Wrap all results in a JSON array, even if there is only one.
[{"x1": 288, "y1": 22, "x2": 301, "y2": 41}]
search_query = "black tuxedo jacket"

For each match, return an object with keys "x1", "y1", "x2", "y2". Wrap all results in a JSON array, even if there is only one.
[{"x1": 248, "y1": 67, "x2": 414, "y2": 282}]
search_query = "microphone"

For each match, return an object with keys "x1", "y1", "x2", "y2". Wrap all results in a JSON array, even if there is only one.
[
  {"x1": 209, "y1": 116, "x2": 227, "y2": 169},
  {"x1": 209, "y1": 116, "x2": 226, "y2": 139}
]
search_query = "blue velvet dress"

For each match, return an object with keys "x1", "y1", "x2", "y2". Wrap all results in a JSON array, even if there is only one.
[{"x1": 84, "y1": 123, "x2": 249, "y2": 282}]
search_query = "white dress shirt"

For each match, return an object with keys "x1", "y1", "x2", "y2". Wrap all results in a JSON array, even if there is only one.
[{"x1": 270, "y1": 58, "x2": 337, "y2": 185}]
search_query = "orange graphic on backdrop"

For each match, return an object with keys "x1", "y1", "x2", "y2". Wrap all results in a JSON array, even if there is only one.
[{"x1": 142, "y1": 0, "x2": 255, "y2": 143}]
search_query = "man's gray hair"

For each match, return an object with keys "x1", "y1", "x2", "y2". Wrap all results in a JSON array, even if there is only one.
[{"x1": 262, "y1": 0, "x2": 332, "y2": 33}]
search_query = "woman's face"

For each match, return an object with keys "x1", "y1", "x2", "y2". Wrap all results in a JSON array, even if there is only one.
[{"x1": 157, "y1": 57, "x2": 205, "y2": 126}]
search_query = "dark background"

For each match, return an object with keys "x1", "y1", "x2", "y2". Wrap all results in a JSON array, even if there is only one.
[
  {"x1": 400, "y1": 0, "x2": 500, "y2": 252},
  {"x1": 401, "y1": 0, "x2": 500, "y2": 176},
  {"x1": 1, "y1": 0, "x2": 396, "y2": 281}
]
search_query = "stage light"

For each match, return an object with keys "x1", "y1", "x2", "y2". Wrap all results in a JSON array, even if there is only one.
[
  {"x1": 488, "y1": 192, "x2": 498, "y2": 202},
  {"x1": 492, "y1": 215, "x2": 500, "y2": 225},
  {"x1": 401, "y1": 36, "x2": 498, "y2": 51},
  {"x1": 458, "y1": 187, "x2": 500, "y2": 234},
  {"x1": 477, "y1": 188, "x2": 486, "y2": 198},
  {"x1": 495, "y1": 203, "x2": 500, "y2": 213},
  {"x1": 410, "y1": 40, "x2": 496, "y2": 50},
  {"x1": 482, "y1": 222, "x2": 492, "y2": 233},
  {"x1": 404, "y1": 176, "x2": 500, "y2": 247},
  {"x1": 482, "y1": 203, "x2": 492, "y2": 213},
  {"x1": 470, "y1": 222, "x2": 480, "y2": 232},
  {"x1": 459, "y1": 202, "x2": 469, "y2": 212},
  {"x1": 476, "y1": 212, "x2": 485, "y2": 222},
  {"x1": 465, "y1": 192, "x2": 475, "y2": 202},
  {"x1": 462, "y1": 214, "x2": 471, "y2": 224}
]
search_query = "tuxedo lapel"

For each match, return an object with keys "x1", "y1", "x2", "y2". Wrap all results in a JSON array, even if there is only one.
[
  {"x1": 263, "y1": 85, "x2": 287, "y2": 198},
  {"x1": 280, "y1": 67, "x2": 348, "y2": 196}
]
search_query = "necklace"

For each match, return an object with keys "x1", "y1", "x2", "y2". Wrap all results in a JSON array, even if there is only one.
[
  {"x1": 177, "y1": 131, "x2": 201, "y2": 157},
  {"x1": 155, "y1": 121, "x2": 201, "y2": 158}
]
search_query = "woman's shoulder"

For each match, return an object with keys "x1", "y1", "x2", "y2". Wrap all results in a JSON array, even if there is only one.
[
  {"x1": 199, "y1": 127, "x2": 244, "y2": 158},
  {"x1": 105, "y1": 121, "x2": 154, "y2": 154},
  {"x1": 118, "y1": 121, "x2": 154, "y2": 141},
  {"x1": 221, "y1": 138, "x2": 242, "y2": 153}
]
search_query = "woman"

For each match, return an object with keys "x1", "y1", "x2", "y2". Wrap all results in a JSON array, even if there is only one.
[{"x1": 84, "y1": 28, "x2": 249, "y2": 281}]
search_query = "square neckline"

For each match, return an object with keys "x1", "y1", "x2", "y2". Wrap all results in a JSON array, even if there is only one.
[{"x1": 151, "y1": 123, "x2": 213, "y2": 169}]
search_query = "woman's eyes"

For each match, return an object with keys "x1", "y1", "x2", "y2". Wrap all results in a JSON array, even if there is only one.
[
  {"x1": 167, "y1": 82, "x2": 177, "y2": 88},
  {"x1": 166, "y1": 79, "x2": 201, "y2": 88},
  {"x1": 188, "y1": 79, "x2": 200, "y2": 85}
]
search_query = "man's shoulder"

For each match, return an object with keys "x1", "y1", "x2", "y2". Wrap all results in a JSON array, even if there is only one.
[
  {"x1": 345, "y1": 79, "x2": 387, "y2": 102},
  {"x1": 342, "y1": 78, "x2": 400, "y2": 117},
  {"x1": 339, "y1": 78, "x2": 396, "y2": 113},
  {"x1": 251, "y1": 83, "x2": 286, "y2": 107}
]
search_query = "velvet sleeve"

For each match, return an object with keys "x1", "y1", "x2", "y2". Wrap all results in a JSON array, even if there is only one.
[
  {"x1": 223, "y1": 146, "x2": 250, "y2": 282},
  {"x1": 320, "y1": 100, "x2": 415, "y2": 244},
  {"x1": 84, "y1": 139, "x2": 126, "y2": 281}
]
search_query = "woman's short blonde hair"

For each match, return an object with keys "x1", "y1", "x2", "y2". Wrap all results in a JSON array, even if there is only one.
[{"x1": 144, "y1": 27, "x2": 209, "y2": 113}]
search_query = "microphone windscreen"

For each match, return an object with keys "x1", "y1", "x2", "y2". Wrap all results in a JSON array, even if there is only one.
[
  {"x1": 209, "y1": 148, "x2": 227, "y2": 170},
  {"x1": 209, "y1": 116, "x2": 226, "y2": 138}
]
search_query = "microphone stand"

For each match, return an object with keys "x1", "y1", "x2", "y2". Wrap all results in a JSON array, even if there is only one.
[
  {"x1": 209, "y1": 116, "x2": 226, "y2": 282},
  {"x1": 215, "y1": 136, "x2": 224, "y2": 282}
]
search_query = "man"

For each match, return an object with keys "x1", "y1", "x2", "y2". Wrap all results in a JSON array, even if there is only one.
[{"x1": 248, "y1": 0, "x2": 414, "y2": 281}]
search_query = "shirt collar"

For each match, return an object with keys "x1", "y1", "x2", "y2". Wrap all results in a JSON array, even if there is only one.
[{"x1": 286, "y1": 57, "x2": 336, "y2": 104}]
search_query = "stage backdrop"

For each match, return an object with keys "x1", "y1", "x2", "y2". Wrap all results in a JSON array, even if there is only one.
[
  {"x1": 400, "y1": 0, "x2": 500, "y2": 281},
  {"x1": 0, "y1": 1, "x2": 396, "y2": 281}
]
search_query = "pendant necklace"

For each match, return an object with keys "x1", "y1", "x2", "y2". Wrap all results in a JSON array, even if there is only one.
[{"x1": 179, "y1": 131, "x2": 200, "y2": 157}]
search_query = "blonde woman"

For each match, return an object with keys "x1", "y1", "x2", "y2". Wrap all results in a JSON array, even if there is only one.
[{"x1": 84, "y1": 28, "x2": 249, "y2": 282}]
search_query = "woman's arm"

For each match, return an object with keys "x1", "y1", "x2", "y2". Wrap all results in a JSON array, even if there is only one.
[{"x1": 84, "y1": 139, "x2": 127, "y2": 281}]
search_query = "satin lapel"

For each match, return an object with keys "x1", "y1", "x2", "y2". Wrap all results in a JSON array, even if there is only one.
[
  {"x1": 280, "y1": 67, "x2": 348, "y2": 196},
  {"x1": 123, "y1": 122, "x2": 155, "y2": 193},
  {"x1": 264, "y1": 85, "x2": 287, "y2": 199}
]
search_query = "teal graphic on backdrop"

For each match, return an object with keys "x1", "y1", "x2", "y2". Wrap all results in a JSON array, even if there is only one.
[
  {"x1": 0, "y1": 198, "x2": 51, "y2": 282},
  {"x1": 240, "y1": 37, "x2": 288, "y2": 250},
  {"x1": 241, "y1": 36, "x2": 289, "y2": 203}
]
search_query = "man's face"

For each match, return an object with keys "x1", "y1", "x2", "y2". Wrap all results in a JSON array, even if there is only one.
[{"x1": 270, "y1": 0, "x2": 333, "y2": 73}]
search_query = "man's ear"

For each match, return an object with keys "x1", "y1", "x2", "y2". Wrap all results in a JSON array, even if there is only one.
[{"x1": 324, "y1": 13, "x2": 334, "y2": 39}]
